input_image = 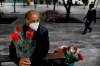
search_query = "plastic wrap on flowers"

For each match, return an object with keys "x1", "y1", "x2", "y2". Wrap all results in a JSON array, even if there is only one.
[
  {"x1": 15, "y1": 40, "x2": 36, "y2": 58},
  {"x1": 55, "y1": 45, "x2": 84, "y2": 64},
  {"x1": 10, "y1": 25, "x2": 36, "y2": 58}
]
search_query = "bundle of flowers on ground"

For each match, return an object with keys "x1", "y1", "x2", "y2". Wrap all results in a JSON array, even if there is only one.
[
  {"x1": 52, "y1": 12, "x2": 61, "y2": 21},
  {"x1": 45, "y1": 10, "x2": 53, "y2": 13},
  {"x1": 55, "y1": 45, "x2": 84, "y2": 64},
  {"x1": 10, "y1": 25, "x2": 35, "y2": 58},
  {"x1": 45, "y1": 10, "x2": 61, "y2": 21},
  {"x1": 45, "y1": 10, "x2": 53, "y2": 21}
]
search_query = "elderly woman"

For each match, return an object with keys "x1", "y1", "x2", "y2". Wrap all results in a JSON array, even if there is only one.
[{"x1": 9, "y1": 10, "x2": 50, "y2": 66}]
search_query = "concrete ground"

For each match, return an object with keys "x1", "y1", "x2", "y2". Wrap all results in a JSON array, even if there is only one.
[{"x1": 0, "y1": 4, "x2": 100, "y2": 66}]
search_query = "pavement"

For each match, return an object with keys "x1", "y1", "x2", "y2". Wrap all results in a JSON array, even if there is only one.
[{"x1": 0, "y1": 4, "x2": 100, "y2": 66}]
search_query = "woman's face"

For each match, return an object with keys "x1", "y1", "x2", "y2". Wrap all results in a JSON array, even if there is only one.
[
  {"x1": 29, "y1": 14, "x2": 39, "y2": 23},
  {"x1": 25, "y1": 13, "x2": 40, "y2": 26}
]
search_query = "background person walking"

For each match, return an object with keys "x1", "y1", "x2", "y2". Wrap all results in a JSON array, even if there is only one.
[{"x1": 82, "y1": 4, "x2": 96, "y2": 35}]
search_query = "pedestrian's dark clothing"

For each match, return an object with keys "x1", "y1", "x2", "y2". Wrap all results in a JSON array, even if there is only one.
[
  {"x1": 9, "y1": 24, "x2": 50, "y2": 66},
  {"x1": 84, "y1": 8, "x2": 96, "y2": 22},
  {"x1": 82, "y1": 8, "x2": 96, "y2": 34}
]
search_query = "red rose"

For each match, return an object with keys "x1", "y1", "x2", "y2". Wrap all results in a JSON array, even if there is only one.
[
  {"x1": 16, "y1": 25, "x2": 22, "y2": 31},
  {"x1": 78, "y1": 53, "x2": 84, "y2": 60},
  {"x1": 68, "y1": 46, "x2": 71, "y2": 50},
  {"x1": 11, "y1": 32, "x2": 20, "y2": 41},
  {"x1": 63, "y1": 47, "x2": 68, "y2": 51},
  {"x1": 56, "y1": 48, "x2": 63, "y2": 53},
  {"x1": 74, "y1": 47, "x2": 78, "y2": 51},
  {"x1": 26, "y1": 30, "x2": 34, "y2": 38}
]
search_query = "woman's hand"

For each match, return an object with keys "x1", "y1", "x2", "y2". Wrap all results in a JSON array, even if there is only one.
[{"x1": 19, "y1": 58, "x2": 31, "y2": 66}]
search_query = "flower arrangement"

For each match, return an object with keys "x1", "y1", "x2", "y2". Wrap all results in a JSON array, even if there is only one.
[
  {"x1": 52, "y1": 12, "x2": 61, "y2": 21},
  {"x1": 46, "y1": 10, "x2": 53, "y2": 13},
  {"x1": 55, "y1": 45, "x2": 84, "y2": 64},
  {"x1": 45, "y1": 10, "x2": 53, "y2": 21},
  {"x1": 10, "y1": 25, "x2": 35, "y2": 58},
  {"x1": 45, "y1": 10, "x2": 61, "y2": 22}
]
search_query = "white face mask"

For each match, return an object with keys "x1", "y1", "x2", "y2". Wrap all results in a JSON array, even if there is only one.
[{"x1": 29, "y1": 22, "x2": 39, "y2": 31}]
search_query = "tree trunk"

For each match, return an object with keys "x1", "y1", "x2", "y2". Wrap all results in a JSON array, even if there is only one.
[
  {"x1": 23, "y1": 0, "x2": 25, "y2": 7},
  {"x1": 79, "y1": 0, "x2": 80, "y2": 4},
  {"x1": 64, "y1": 0, "x2": 72, "y2": 20},
  {"x1": 46, "y1": 1, "x2": 49, "y2": 8},
  {"x1": 62, "y1": 0, "x2": 68, "y2": 19},
  {"x1": 1, "y1": 2, "x2": 3, "y2": 7},
  {"x1": 14, "y1": 0, "x2": 16, "y2": 13},
  {"x1": 34, "y1": 0, "x2": 37, "y2": 9},
  {"x1": 1, "y1": 3, "x2": 2, "y2": 7},
  {"x1": 66, "y1": 7, "x2": 70, "y2": 19},
  {"x1": 53, "y1": 3, "x2": 56, "y2": 22},
  {"x1": 65, "y1": 8, "x2": 67, "y2": 19},
  {"x1": 53, "y1": 3, "x2": 56, "y2": 13},
  {"x1": 67, "y1": 1, "x2": 72, "y2": 19},
  {"x1": 84, "y1": 4, "x2": 86, "y2": 9},
  {"x1": 34, "y1": 4, "x2": 36, "y2": 9},
  {"x1": 47, "y1": 4, "x2": 48, "y2": 8},
  {"x1": 52, "y1": 0, "x2": 57, "y2": 22}
]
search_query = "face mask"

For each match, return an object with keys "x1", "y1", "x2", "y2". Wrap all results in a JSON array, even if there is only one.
[{"x1": 29, "y1": 22, "x2": 39, "y2": 31}]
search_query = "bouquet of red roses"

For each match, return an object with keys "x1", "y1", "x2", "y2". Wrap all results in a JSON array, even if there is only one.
[
  {"x1": 55, "y1": 45, "x2": 84, "y2": 64},
  {"x1": 10, "y1": 25, "x2": 35, "y2": 58}
]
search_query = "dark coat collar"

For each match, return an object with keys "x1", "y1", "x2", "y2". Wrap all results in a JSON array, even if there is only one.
[{"x1": 22, "y1": 24, "x2": 41, "y2": 40}]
